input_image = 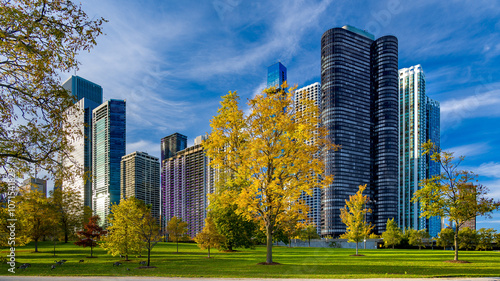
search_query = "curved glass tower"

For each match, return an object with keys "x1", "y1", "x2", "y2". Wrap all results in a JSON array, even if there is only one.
[{"x1": 320, "y1": 26, "x2": 398, "y2": 236}]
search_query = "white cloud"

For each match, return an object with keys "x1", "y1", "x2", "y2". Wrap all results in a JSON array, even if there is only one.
[
  {"x1": 443, "y1": 142, "x2": 490, "y2": 158},
  {"x1": 440, "y1": 89, "x2": 500, "y2": 128},
  {"x1": 474, "y1": 163, "x2": 500, "y2": 179},
  {"x1": 126, "y1": 140, "x2": 160, "y2": 159}
]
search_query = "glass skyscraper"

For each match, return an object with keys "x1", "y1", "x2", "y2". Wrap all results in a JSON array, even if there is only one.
[
  {"x1": 321, "y1": 25, "x2": 399, "y2": 236},
  {"x1": 92, "y1": 99, "x2": 126, "y2": 226},
  {"x1": 161, "y1": 133, "x2": 187, "y2": 163},
  {"x1": 399, "y1": 65, "x2": 441, "y2": 237},
  {"x1": 62, "y1": 76, "x2": 102, "y2": 207},
  {"x1": 267, "y1": 62, "x2": 287, "y2": 88}
]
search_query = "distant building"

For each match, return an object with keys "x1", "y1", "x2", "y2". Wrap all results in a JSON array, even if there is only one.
[
  {"x1": 294, "y1": 82, "x2": 322, "y2": 234},
  {"x1": 321, "y1": 25, "x2": 399, "y2": 236},
  {"x1": 398, "y1": 65, "x2": 441, "y2": 237},
  {"x1": 161, "y1": 135, "x2": 215, "y2": 238},
  {"x1": 92, "y1": 99, "x2": 126, "y2": 226},
  {"x1": 267, "y1": 62, "x2": 287, "y2": 88},
  {"x1": 161, "y1": 133, "x2": 187, "y2": 163},
  {"x1": 21, "y1": 178, "x2": 47, "y2": 196},
  {"x1": 121, "y1": 151, "x2": 161, "y2": 220},
  {"x1": 61, "y1": 76, "x2": 102, "y2": 207}
]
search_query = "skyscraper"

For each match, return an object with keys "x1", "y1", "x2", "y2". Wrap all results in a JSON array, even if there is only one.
[
  {"x1": 161, "y1": 133, "x2": 187, "y2": 163},
  {"x1": 267, "y1": 62, "x2": 287, "y2": 88},
  {"x1": 399, "y1": 65, "x2": 441, "y2": 236},
  {"x1": 121, "y1": 151, "x2": 161, "y2": 220},
  {"x1": 62, "y1": 76, "x2": 102, "y2": 207},
  {"x1": 321, "y1": 25, "x2": 399, "y2": 236},
  {"x1": 294, "y1": 82, "x2": 322, "y2": 234},
  {"x1": 92, "y1": 99, "x2": 126, "y2": 226},
  {"x1": 62, "y1": 75, "x2": 103, "y2": 105},
  {"x1": 161, "y1": 135, "x2": 215, "y2": 238},
  {"x1": 21, "y1": 178, "x2": 47, "y2": 196}
]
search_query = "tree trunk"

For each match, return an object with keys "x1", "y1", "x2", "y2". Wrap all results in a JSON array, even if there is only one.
[
  {"x1": 176, "y1": 240, "x2": 179, "y2": 253},
  {"x1": 355, "y1": 241, "x2": 358, "y2": 255},
  {"x1": 419, "y1": 245, "x2": 421, "y2": 250},
  {"x1": 266, "y1": 226, "x2": 273, "y2": 264},
  {"x1": 53, "y1": 240, "x2": 56, "y2": 256},
  {"x1": 392, "y1": 244, "x2": 395, "y2": 250},
  {"x1": 208, "y1": 246, "x2": 211, "y2": 258},
  {"x1": 308, "y1": 238, "x2": 311, "y2": 247},
  {"x1": 147, "y1": 246, "x2": 151, "y2": 266},
  {"x1": 35, "y1": 239, "x2": 38, "y2": 252},
  {"x1": 90, "y1": 244, "x2": 93, "y2": 257},
  {"x1": 65, "y1": 230, "x2": 69, "y2": 243},
  {"x1": 454, "y1": 231, "x2": 459, "y2": 261}
]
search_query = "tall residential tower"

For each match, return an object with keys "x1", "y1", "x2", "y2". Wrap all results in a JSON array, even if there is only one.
[
  {"x1": 121, "y1": 151, "x2": 161, "y2": 219},
  {"x1": 321, "y1": 25, "x2": 399, "y2": 236},
  {"x1": 399, "y1": 65, "x2": 441, "y2": 237}
]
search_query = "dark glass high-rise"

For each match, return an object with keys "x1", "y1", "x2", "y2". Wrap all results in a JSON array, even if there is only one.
[{"x1": 320, "y1": 25, "x2": 398, "y2": 236}]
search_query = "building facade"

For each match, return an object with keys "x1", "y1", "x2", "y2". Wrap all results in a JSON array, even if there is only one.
[
  {"x1": 321, "y1": 25, "x2": 399, "y2": 236},
  {"x1": 62, "y1": 76, "x2": 102, "y2": 207},
  {"x1": 294, "y1": 82, "x2": 322, "y2": 234},
  {"x1": 399, "y1": 65, "x2": 441, "y2": 237},
  {"x1": 121, "y1": 151, "x2": 161, "y2": 219},
  {"x1": 161, "y1": 133, "x2": 188, "y2": 163},
  {"x1": 92, "y1": 99, "x2": 126, "y2": 226},
  {"x1": 267, "y1": 62, "x2": 287, "y2": 88},
  {"x1": 21, "y1": 178, "x2": 47, "y2": 196},
  {"x1": 161, "y1": 135, "x2": 215, "y2": 238}
]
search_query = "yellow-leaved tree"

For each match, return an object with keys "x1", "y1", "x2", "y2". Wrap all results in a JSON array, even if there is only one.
[
  {"x1": 194, "y1": 216, "x2": 225, "y2": 258},
  {"x1": 101, "y1": 197, "x2": 145, "y2": 261},
  {"x1": 340, "y1": 184, "x2": 374, "y2": 256},
  {"x1": 203, "y1": 83, "x2": 338, "y2": 264}
]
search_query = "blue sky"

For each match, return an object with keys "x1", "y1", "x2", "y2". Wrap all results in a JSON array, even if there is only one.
[{"x1": 73, "y1": 0, "x2": 500, "y2": 230}]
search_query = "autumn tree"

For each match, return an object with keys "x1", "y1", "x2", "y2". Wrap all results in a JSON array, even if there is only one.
[
  {"x1": 166, "y1": 216, "x2": 188, "y2": 253},
  {"x1": 203, "y1": 85, "x2": 337, "y2": 264},
  {"x1": 50, "y1": 187, "x2": 83, "y2": 243},
  {"x1": 194, "y1": 216, "x2": 225, "y2": 258},
  {"x1": 299, "y1": 224, "x2": 320, "y2": 247},
  {"x1": 101, "y1": 198, "x2": 144, "y2": 261},
  {"x1": 0, "y1": 0, "x2": 106, "y2": 183},
  {"x1": 74, "y1": 216, "x2": 106, "y2": 258},
  {"x1": 413, "y1": 141, "x2": 500, "y2": 261},
  {"x1": 208, "y1": 191, "x2": 256, "y2": 251},
  {"x1": 381, "y1": 218, "x2": 402, "y2": 249},
  {"x1": 458, "y1": 227, "x2": 478, "y2": 250},
  {"x1": 436, "y1": 228, "x2": 455, "y2": 250},
  {"x1": 17, "y1": 190, "x2": 58, "y2": 252},
  {"x1": 408, "y1": 229, "x2": 430, "y2": 250},
  {"x1": 135, "y1": 210, "x2": 162, "y2": 266},
  {"x1": 340, "y1": 185, "x2": 374, "y2": 256},
  {"x1": 476, "y1": 228, "x2": 496, "y2": 251}
]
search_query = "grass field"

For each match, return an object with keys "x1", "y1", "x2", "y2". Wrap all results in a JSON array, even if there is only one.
[{"x1": 1, "y1": 241, "x2": 499, "y2": 278}]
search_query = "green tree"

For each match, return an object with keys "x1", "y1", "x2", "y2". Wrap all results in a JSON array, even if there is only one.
[
  {"x1": 340, "y1": 185, "x2": 374, "y2": 256},
  {"x1": 50, "y1": 187, "x2": 83, "y2": 243},
  {"x1": 194, "y1": 216, "x2": 225, "y2": 258},
  {"x1": 458, "y1": 227, "x2": 478, "y2": 251},
  {"x1": 408, "y1": 229, "x2": 430, "y2": 250},
  {"x1": 74, "y1": 215, "x2": 106, "y2": 258},
  {"x1": 101, "y1": 198, "x2": 144, "y2": 261},
  {"x1": 17, "y1": 190, "x2": 58, "y2": 252},
  {"x1": 135, "y1": 209, "x2": 162, "y2": 266},
  {"x1": 436, "y1": 228, "x2": 455, "y2": 250},
  {"x1": 299, "y1": 224, "x2": 320, "y2": 247},
  {"x1": 208, "y1": 191, "x2": 256, "y2": 251},
  {"x1": 203, "y1": 85, "x2": 337, "y2": 264},
  {"x1": 413, "y1": 141, "x2": 500, "y2": 261},
  {"x1": 381, "y1": 218, "x2": 402, "y2": 249},
  {"x1": 0, "y1": 0, "x2": 106, "y2": 182},
  {"x1": 476, "y1": 228, "x2": 496, "y2": 251},
  {"x1": 166, "y1": 216, "x2": 188, "y2": 253}
]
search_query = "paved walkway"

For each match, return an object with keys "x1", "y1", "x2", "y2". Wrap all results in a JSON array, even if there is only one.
[{"x1": 0, "y1": 277, "x2": 499, "y2": 281}]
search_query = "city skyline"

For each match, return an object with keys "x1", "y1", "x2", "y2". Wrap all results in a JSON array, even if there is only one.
[{"x1": 66, "y1": 0, "x2": 499, "y2": 230}]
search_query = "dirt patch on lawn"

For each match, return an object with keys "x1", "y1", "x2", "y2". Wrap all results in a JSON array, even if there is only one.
[
  {"x1": 350, "y1": 254, "x2": 365, "y2": 256},
  {"x1": 138, "y1": 266, "x2": 157, "y2": 269}
]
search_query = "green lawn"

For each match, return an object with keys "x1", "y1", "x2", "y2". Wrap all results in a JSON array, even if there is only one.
[{"x1": 1, "y1": 241, "x2": 499, "y2": 278}]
